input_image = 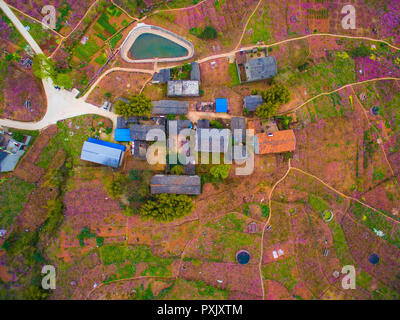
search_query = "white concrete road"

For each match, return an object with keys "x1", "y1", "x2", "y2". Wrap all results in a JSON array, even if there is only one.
[{"x1": 0, "y1": 0, "x2": 117, "y2": 131}]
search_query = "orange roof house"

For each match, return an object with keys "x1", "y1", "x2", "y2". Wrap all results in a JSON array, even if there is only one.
[{"x1": 253, "y1": 130, "x2": 296, "y2": 154}]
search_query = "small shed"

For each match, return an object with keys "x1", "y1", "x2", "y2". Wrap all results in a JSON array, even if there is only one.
[
  {"x1": 215, "y1": 98, "x2": 228, "y2": 113},
  {"x1": 80, "y1": 140, "x2": 124, "y2": 168}
]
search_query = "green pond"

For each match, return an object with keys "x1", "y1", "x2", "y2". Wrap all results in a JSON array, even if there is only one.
[{"x1": 129, "y1": 33, "x2": 188, "y2": 60}]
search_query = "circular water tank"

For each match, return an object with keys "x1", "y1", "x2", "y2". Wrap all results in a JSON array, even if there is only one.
[
  {"x1": 236, "y1": 250, "x2": 250, "y2": 265},
  {"x1": 368, "y1": 253, "x2": 379, "y2": 265}
]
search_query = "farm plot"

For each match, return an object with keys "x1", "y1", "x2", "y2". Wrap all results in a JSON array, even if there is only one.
[
  {"x1": 179, "y1": 260, "x2": 263, "y2": 299},
  {"x1": 14, "y1": 125, "x2": 58, "y2": 183},
  {"x1": 183, "y1": 212, "x2": 261, "y2": 264},
  {"x1": 52, "y1": 3, "x2": 133, "y2": 91},
  {"x1": 88, "y1": 277, "x2": 175, "y2": 300},
  {"x1": 3, "y1": 64, "x2": 46, "y2": 122},
  {"x1": 0, "y1": 177, "x2": 35, "y2": 230},
  {"x1": 100, "y1": 244, "x2": 177, "y2": 282},
  {"x1": 86, "y1": 71, "x2": 150, "y2": 107}
]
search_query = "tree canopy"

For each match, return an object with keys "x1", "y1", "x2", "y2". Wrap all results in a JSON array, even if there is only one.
[
  {"x1": 210, "y1": 164, "x2": 231, "y2": 180},
  {"x1": 261, "y1": 84, "x2": 291, "y2": 105},
  {"x1": 32, "y1": 54, "x2": 73, "y2": 89},
  {"x1": 114, "y1": 93, "x2": 153, "y2": 118},
  {"x1": 139, "y1": 194, "x2": 194, "y2": 221},
  {"x1": 255, "y1": 101, "x2": 279, "y2": 120}
]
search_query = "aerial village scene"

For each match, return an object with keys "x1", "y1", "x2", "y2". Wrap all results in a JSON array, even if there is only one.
[{"x1": 0, "y1": 0, "x2": 400, "y2": 301}]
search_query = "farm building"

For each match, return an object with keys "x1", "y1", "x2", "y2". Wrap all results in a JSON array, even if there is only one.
[
  {"x1": 190, "y1": 62, "x2": 201, "y2": 81},
  {"x1": 253, "y1": 130, "x2": 296, "y2": 154},
  {"x1": 80, "y1": 139, "x2": 126, "y2": 168},
  {"x1": 215, "y1": 98, "x2": 228, "y2": 113},
  {"x1": 195, "y1": 128, "x2": 231, "y2": 153},
  {"x1": 244, "y1": 56, "x2": 277, "y2": 82},
  {"x1": 167, "y1": 80, "x2": 199, "y2": 97},
  {"x1": 150, "y1": 174, "x2": 201, "y2": 195},
  {"x1": 244, "y1": 95, "x2": 263, "y2": 112},
  {"x1": 116, "y1": 116, "x2": 139, "y2": 129},
  {"x1": 152, "y1": 68, "x2": 171, "y2": 83},
  {"x1": 130, "y1": 124, "x2": 166, "y2": 141},
  {"x1": 151, "y1": 100, "x2": 188, "y2": 115}
]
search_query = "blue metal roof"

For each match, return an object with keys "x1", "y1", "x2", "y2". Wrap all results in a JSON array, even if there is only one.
[
  {"x1": 81, "y1": 141, "x2": 123, "y2": 168},
  {"x1": 114, "y1": 129, "x2": 132, "y2": 142},
  {"x1": 88, "y1": 137, "x2": 126, "y2": 151},
  {"x1": 215, "y1": 98, "x2": 228, "y2": 113}
]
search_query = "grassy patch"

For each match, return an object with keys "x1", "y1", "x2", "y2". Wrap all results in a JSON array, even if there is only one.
[
  {"x1": 228, "y1": 63, "x2": 240, "y2": 86},
  {"x1": 101, "y1": 245, "x2": 174, "y2": 281},
  {"x1": 0, "y1": 177, "x2": 35, "y2": 229},
  {"x1": 262, "y1": 256, "x2": 298, "y2": 292}
]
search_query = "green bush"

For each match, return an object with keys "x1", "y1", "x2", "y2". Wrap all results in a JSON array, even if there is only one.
[{"x1": 140, "y1": 194, "x2": 194, "y2": 221}]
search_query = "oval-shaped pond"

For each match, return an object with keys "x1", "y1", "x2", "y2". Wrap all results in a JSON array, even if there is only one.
[{"x1": 129, "y1": 33, "x2": 189, "y2": 60}]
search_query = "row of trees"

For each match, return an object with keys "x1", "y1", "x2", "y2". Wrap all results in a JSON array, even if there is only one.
[
  {"x1": 114, "y1": 93, "x2": 153, "y2": 118},
  {"x1": 256, "y1": 84, "x2": 291, "y2": 119},
  {"x1": 32, "y1": 54, "x2": 73, "y2": 90}
]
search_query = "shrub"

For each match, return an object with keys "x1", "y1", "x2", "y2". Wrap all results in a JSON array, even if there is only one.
[
  {"x1": 210, "y1": 164, "x2": 230, "y2": 180},
  {"x1": 200, "y1": 26, "x2": 218, "y2": 40},
  {"x1": 139, "y1": 194, "x2": 194, "y2": 221}
]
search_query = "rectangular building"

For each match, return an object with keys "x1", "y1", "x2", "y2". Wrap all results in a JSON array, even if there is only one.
[
  {"x1": 80, "y1": 140, "x2": 124, "y2": 168},
  {"x1": 152, "y1": 100, "x2": 188, "y2": 115},
  {"x1": 167, "y1": 80, "x2": 199, "y2": 97},
  {"x1": 150, "y1": 175, "x2": 201, "y2": 195}
]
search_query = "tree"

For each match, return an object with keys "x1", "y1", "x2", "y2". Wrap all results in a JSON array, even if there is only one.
[
  {"x1": 261, "y1": 84, "x2": 291, "y2": 105},
  {"x1": 200, "y1": 26, "x2": 218, "y2": 40},
  {"x1": 105, "y1": 174, "x2": 128, "y2": 199},
  {"x1": 210, "y1": 164, "x2": 231, "y2": 180},
  {"x1": 32, "y1": 54, "x2": 55, "y2": 80},
  {"x1": 255, "y1": 101, "x2": 278, "y2": 119},
  {"x1": 139, "y1": 194, "x2": 194, "y2": 221},
  {"x1": 55, "y1": 73, "x2": 73, "y2": 90},
  {"x1": 114, "y1": 93, "x2": 152, "y2": 117}
]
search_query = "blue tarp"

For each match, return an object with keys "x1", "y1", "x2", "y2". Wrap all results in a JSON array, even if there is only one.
[
  {"x1": 88, "y1": 137, "x2": 126, "y2": 151},
  {"x1": 215, "y1": 98, "x2": 228, "y2": 113},
  {"x1": 114, "y1": 129, "x2": 132, "y2": 142}
]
